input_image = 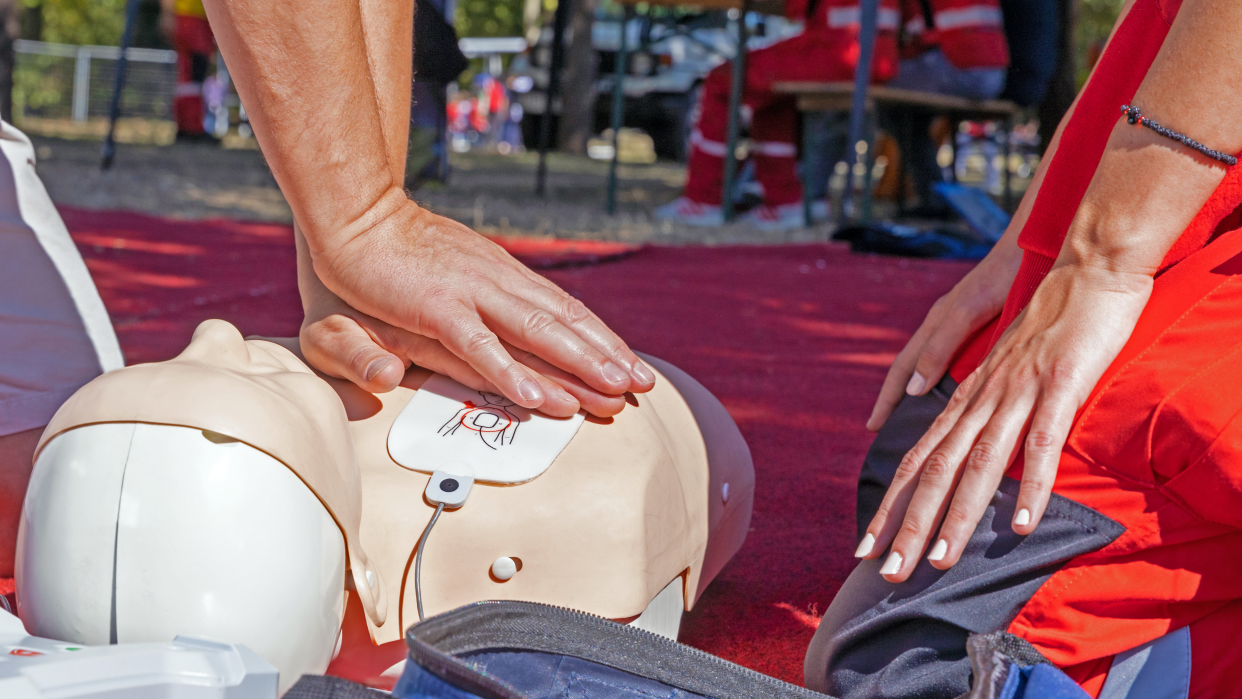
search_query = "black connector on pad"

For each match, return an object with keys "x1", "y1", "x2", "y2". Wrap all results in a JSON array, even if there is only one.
[{"x1": 426, "y1": 470, "x2": 473, "y2": 508}]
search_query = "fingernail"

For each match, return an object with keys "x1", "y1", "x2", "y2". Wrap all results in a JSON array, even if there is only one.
[
  {"x1": 854, "y1": 533, "x2": 875, "y2": 558},
  {"x1": 865, "y1": 408, "x2": 880, "y2": 431},
  {"x1": 632, "y1": 361, "x2": 656, "y2": 384},
  {"x1": 880, "y1": 552, "x2": 903, "y2": 576},
  {"x1": 928, "y1": 539, "x2": 948, "y2": 562},
  {"x1": 518, "y1": 379, "x2": 544, "y2": 403},
  {"x1": 364, "y1": 357, "x2": 395, "y2": 381},
  {"x1": 1014, "y1": 508, "x2": 1031, "y2": 527},
  {"x1": 905, "y1": 372, "x2": 927, "y2": 396},
  {"x1": 602, "y1": 362, "x2": 628, "y2": 385}
]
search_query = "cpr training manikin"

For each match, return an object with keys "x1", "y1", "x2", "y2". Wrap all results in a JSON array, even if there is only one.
[{"x1": 11, "y1": 319, "x2": 754, "y2": 696}]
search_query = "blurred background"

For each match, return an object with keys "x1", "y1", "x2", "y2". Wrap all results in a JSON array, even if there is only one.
[{"x1": 1, "y1": 0, "x2": 1126, "y2": 243}]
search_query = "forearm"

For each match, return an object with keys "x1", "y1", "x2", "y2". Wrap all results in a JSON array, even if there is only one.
[
  {"x1": 201, "y1": 0, "x2": 403, "y2": 253},
  {"x1": 1057, "y1": 0, "x2": 1242, "y2": 276}
]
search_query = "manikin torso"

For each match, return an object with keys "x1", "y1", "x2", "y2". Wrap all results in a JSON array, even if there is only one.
[{"x1": 21, "y1": 320, "x2": 754, "y2": 685}]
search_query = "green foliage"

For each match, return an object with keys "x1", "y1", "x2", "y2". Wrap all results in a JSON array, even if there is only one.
[
  {"x1": 13, "y1": 53, "x2": 72, "y2": 117},
  {"x1": 22, "y1": 0, "x2": 127, "y2": 46},
  {"x1": 456, "y1": 0, "x2": 526, "y2": 37},
  {"x1": 1076, "y1": 0, "x2": 1125, "y2": 86}
]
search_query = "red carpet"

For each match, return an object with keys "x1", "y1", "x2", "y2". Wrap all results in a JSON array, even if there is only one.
[{"x1": 17, "y1": 207, "x2": 972, "y2": 685}]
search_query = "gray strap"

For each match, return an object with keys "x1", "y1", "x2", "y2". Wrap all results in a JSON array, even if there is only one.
[{"x1": 1098, "y1": 626, "x2": 1191, "y2": 699}]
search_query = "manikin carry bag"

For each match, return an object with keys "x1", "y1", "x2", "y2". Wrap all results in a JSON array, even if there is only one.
[
  {"x1": 389, "y1": 600, "x2": 823, "y2": 699},
  {"x1": 381, "y1": 601, "x2": 1097, "y2": 699}
]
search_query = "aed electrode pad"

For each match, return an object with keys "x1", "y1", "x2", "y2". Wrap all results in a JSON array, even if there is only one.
[{"x1": 388, "y1": 374, "x2": 585, "y2": 484}]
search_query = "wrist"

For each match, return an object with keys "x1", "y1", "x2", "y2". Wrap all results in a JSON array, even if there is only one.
[
  {"x1": 1041, "y1": 257, "x2": 1155, "y2": 306},
  {"x1": 304, "y1": 186, "x2": 414, "y2": 260}
]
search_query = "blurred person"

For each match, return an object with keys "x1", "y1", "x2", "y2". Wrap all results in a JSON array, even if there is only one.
[
  {"x1": 655, "y1": 0, "x2": 902, "y2": 231},
  {"x1": 499, "y1": 101, "x2": 526, "y2": 154},
  {"x1": 0, "y1": 121, "x2": 123, "y2": 577},
  {"x1": 406, "y1": 0, "x2": 467, "y2": 189},
  {"x1": 202, "y1": 0, "x2": 655, "y2": 423},
  {"x1": 883, "y1": 0, "x2": 1009, "y2": 216},
  {"x1": 160, "y1": 0, "x2": 217, "y2": 142}
]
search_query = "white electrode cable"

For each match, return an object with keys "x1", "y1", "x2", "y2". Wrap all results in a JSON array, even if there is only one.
[{"x1": 414, "y1": 502, "x2": 445, "y2": 622}]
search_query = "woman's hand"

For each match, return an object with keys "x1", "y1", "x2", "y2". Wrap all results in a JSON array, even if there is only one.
[
  {"x1": 867, "y1": 235, "x2": 1023, "y2": 431},
  {"x1": 310, "y1": 198, "x2": 655, "y2": 413},
  {"x1": 858, "y1": 260, "x2": 1151, "y2": 581}
]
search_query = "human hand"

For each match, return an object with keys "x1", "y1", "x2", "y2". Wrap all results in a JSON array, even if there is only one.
[
  {"x1": 299, "y1": 265, "x2": 629, "y2": 419},
  {"x1": 867, "y1": 238, "x2": 1023, "y2": 431},
  {"x1": 308, "y1": 197, "x2": 655, "y2": 413},
  {"x1": 857, "y1": 260, "x2": 1152, "y2": 582}
]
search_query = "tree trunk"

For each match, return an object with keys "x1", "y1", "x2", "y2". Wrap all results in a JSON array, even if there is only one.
[{"x1": 558, "y1": 0, "x2": 597, "y2": 155}]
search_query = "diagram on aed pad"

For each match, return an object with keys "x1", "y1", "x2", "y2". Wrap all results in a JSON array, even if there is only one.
[{"x1": 438, "y1": 392, "x2": 520, "y2": 449}]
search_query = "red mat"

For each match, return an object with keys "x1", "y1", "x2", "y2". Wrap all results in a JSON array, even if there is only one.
[{"x1": 18, "y1": 207, "x2": 972, "y2": 685}]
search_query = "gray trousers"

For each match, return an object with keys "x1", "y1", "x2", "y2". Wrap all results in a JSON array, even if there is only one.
[{"x1": 804, "y1": 377, "x2": 1125, "y2": 698}]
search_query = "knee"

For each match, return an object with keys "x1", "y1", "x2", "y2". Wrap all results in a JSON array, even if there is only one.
[{"x1": 804, "y1": 562, "x2": 973, "y2": 698}]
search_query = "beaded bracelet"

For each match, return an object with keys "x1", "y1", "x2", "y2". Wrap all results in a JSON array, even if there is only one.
[{"x1": 1121, "y1": 105, "x2": 1237, "y2": 166}]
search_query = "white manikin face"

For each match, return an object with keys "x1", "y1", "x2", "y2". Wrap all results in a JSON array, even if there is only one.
[{"x1": 17, "y1": 421, "x2": 347, "y2": 695}]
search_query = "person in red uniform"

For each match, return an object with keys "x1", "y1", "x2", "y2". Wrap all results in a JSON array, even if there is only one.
[
  {"x1": 161, "y1": 0, "x2": 216, "y2": 141},
  {"x1": 886, "y1": 0, "x2": 1009, "y2": 214},
  {"x1": 806, "y1": 0, "x2": 1242, "y2": 696},
  {"x1": 655, "y1": 0, "x2": 901, "y2": 231}
]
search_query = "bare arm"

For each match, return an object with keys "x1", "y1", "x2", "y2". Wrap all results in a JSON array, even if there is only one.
[
  {"x1": 203, "y1": 0, "x2": 655, "y2": 414},
  {"x1": 866, "y1": 0, "x2": 1142, "y2": 431},
  {"x1": 864, "y1": 0, "x2": 1242, "y2": 581}
]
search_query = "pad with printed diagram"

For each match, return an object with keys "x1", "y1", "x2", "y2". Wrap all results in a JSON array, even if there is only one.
[{"x1": 388, "y1": 374, "x2": 586, "y2": 484}]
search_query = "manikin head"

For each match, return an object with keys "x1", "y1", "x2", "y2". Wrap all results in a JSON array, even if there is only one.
[{"x1": 17, "y1": 320, "x2": 385, "y2": 694}]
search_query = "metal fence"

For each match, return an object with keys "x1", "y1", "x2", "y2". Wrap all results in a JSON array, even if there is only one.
[{"x1": 14, "y1": 39, "x2": 178, "y2": 122}]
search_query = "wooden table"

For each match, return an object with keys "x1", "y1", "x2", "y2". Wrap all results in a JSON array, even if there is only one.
[{"x1": 774, "y1": 81, "x2": 1020, "y2": 225}]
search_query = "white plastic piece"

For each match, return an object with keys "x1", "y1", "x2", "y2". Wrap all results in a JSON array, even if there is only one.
[
  {"x1": 722, "y1": 482, "x2": 730, "y2": 503},
  {"x1": 425, "y1": 471, "x2": 474, "y2": 508},
  {"x1": 17, "y1": 422, "x2": 136, "y2": 646},
  {"x1": 626, "y1": 577, "x2": 684, "y2": 642},
  {"x1": 490, "y1": 557, "x2": 518, "y2": 581},
  {"x1": 389, "y1": 374, "x2": 585, "y2": 484},
  {"x1": 0, "y1": 608, "x2": 277, "y2": 698},
  {"x1": 19, "y1": 423, "x2": 346, "y2": 696}
]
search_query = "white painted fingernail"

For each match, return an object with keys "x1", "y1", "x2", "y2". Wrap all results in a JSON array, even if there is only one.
[
  {"x1": 905, "y1": 372, "x2": 927, "y2": 396},
  {"x1": 880, "y1": 552, "x2": 903, "y2": 576},
  {"x1": 928, "y1": 539, "x2": 948, "y2": 562},
  {"x1": 1014, "y1": 508, "x2": 1031, "y2": 527},
  {"x1": 854, "y1": 533, "x2": 875, "y2": 558}
]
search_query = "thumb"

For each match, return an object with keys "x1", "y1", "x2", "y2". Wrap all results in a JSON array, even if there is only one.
[
  {"x1": 301, "y1": 312, "x2": 407, "y2": 393},
  {"x1": 906, "y1": 311, "x2": 977, "y2": 397}
]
